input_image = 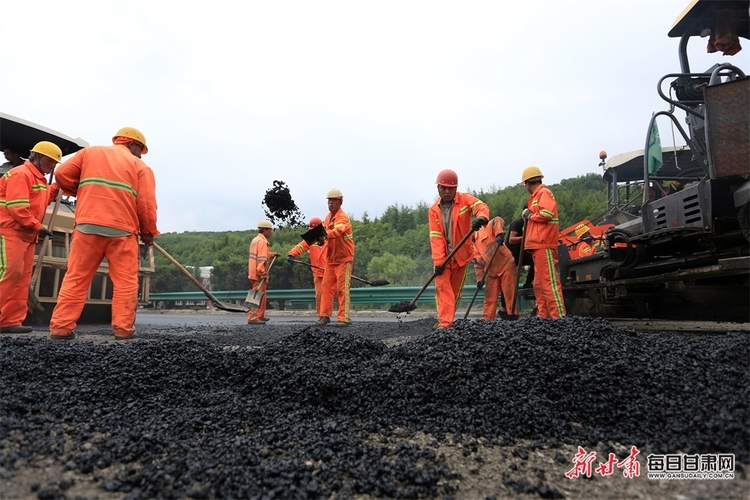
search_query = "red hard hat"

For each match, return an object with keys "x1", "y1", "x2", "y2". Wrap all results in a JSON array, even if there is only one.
[
  {"x1": 309, "y1": 216, "x2": 323, "y2": 227},
  {"x1": 436, "y1": 169, "x2": 458, "y2": 187}
]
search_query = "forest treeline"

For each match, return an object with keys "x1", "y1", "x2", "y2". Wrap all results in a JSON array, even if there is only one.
[{"x1": 150, "y1": 173, "x2": 607, "y2": 292}]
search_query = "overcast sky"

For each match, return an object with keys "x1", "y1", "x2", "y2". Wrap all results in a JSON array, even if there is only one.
[{"x1": 2, "y1": 0, "x2": 743, "y2": 233}]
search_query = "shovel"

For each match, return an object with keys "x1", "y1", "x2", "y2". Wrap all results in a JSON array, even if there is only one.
[
  {"x1": 244, "y1": 255, "x2": 278, "y2": 309},
  {"x1": 292, "y1": 260, "x2": 390, "y2": 286},
  {"x1": 27, "y1": 190, "x2": 63, "y2": 312},
  {"x1": 153, "y1": 242, "x2": 248, "y2": 313},
  {"x1": 510, "y1": 218, "x2": 529, "y2": 315},
  {"x1": 389, "y1": 227, "x2": 474, "y2": 313}
]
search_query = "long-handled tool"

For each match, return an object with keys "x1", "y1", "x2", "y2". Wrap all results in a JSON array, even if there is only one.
[
  {"x1": 292, "y1": 260, "x2": 390, "y2": 286},
  {"x1": 153, "y1": 242, "x2": 248, "y2": 313},
  {"x1": 27, "y1": 190, "x2": 63, "y2": 312},
  {"x1": 389, "y1": 227, "x2": 474, "y2": 313},
  {"x1": 463, "y1": 239, "x2": 503, "y2": 320},
  {"x1": 245, "y1": 255, "x2": 278, "y2": 309},
  {"x1": 510, "y1": 218, "x2": 529, "y2": 315}
]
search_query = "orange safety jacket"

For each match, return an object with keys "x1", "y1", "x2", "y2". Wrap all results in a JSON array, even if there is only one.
[
  {"x1": 248, "y1": 233, "x2": 273, "y2": 281},
  {"x1": 472, "y1": 217, "x2": 514, "y2": 281},
  {"x1": 0, "y1": 161, "x2": 59, "y2": 242},
  {"x1": 525, "y1": 184, "x2": 559, "y2": 250},
  {"x1": 288, "y1": 240, "x2": 327, "y2": 278},
  {"x1": 429, "y1": 191, "x2": 489, "y2": 267},
  {"x1": 54, "y1": 144, "x2": 159, "y2": 238},
  {"x1": 323, "y1": 208, "x2": 354, "y2": 265}
]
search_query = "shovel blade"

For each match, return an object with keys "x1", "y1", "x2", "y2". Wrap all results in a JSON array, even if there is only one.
[
  {"x1": 388, "y1": 300, "x2": 417, "y2": 313},
  {"x1": 213, "y1": 301, "x2": 249, "y2": 313},
  {"x1": 244, "y1": 290, "x2": 265, "y2": 309}
]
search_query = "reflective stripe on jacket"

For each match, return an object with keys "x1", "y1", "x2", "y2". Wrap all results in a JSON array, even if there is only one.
[
  {"x1": 428, "y1": 191, "x2": 489, "y2": 267},
  {"x1": 0, "y1": 162, "x2": 58, "y2": 242},
  {"x1": 54, "y1": 144, "x2": 159, "y2": 237},
  {"x1": 248, "y1": 233, "x2": 272, "y2": 280},
  {"x1": 324, "y1": 209, "x2": 354, "y2": 265},
  {"x1": 525, "y1": 184, "x2": 559, "y2": 250}
]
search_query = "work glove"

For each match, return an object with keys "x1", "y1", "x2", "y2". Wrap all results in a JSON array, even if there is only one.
[
  {"x1": 495, "y1": 234, "x2": 504, "y2": 245},
  {"x1": 140, "y1": 233, "x2": 154, "y2": 245},
  {"x1": 287, "y1": 255, "x2": 294, "y2": 263},
  {"x1": 434, "y1": 265, "x2": 445, "y2": 276},
  {"x1": 477, "y1": 281, "x2": 484, "y2": 290},
  {"x1": 522, "y1": 208, "x2": 532, "y2": 220},
  {"x1": 471, "y1": 216, "x2": 489, "y2": 231},
  {"x1": 37, "y1": 228, "x2": 54, "y2": 240}
]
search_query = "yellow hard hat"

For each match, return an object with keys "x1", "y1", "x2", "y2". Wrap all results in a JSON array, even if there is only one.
[
  {"x1": 574, "y1": 223, "x2": 589, "y2": 238},
  {"x1": 326, "y1": 188, "x2": 343, "y2": 199},
  {"x1": 112, "y1": 127, "x2": 148, "y2": 154},
  {"x1": 521, "y1": 166, "x2": 544, "y2": 183},
  {"x1": 258, "y1": 220, "x2": 273, "y2": 229},
  {"x1": 30, "y1": 141, "x2": 63, "y2": 163}
]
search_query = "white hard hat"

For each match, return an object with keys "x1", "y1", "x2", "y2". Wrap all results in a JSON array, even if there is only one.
[
  {"x1": 258, "y1": 220, "x2": 273, "y2": 229},
  {"x1": 326, "y1": 188, "x2": 343, "y2": 199}
]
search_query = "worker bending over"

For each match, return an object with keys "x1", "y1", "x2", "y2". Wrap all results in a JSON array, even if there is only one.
[
  {"x1": 287, "y1": 216, "x2": 330, "y2": 318},
  {"x1": 472, "y1": 216, "x2": 518, "y2": 321},
  {"x1": 49, "y1": 127, "x2": 159, "y2": 340}
]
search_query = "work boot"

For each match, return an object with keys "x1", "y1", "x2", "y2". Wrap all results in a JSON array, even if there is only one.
[
  {"x1": 257, "y1": 317, "x2": 270, "y2": 323},
  {"x1": 316, "y1": 317, "x2": 330, "y2": 326},
  {"x1": 50, "y1": 332, "x2": 76, "y2": 340},
  {"x1": 115, "y1": 332, "x2": 138, "y2": 340},
  {"x1": 0, "y1": 325, "x2": 33, "y2": 334},
  {"x1": 247, "y1": 320, "x2": 266, "y2": 325},
  {"x1": 336, "y1": 321, "x2": 351, "y2": 327}
]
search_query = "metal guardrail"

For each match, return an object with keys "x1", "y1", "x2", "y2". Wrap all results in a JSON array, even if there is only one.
[{"x1": 148, "y1": 286, "x2": 532, "y2": 309}]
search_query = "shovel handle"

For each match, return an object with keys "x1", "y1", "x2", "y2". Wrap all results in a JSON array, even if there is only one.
[
  {"x1": 463, "y1": 239, "x2": 503, "y2": 319},
  {"x1": 153, "y1": 242, "x2": 226, "y2": 305},
  {"x1": 511, "y1": 218, "x2": 529, "y2": 313},
  {"x1": 292, "y1": 259, "x2": 376, "y2": 285},
  {"x1": 410, "y1": 227, "x2": 475, "y2": 306}
]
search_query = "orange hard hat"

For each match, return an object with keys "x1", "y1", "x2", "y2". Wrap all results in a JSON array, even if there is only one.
[
  {"x1": 436, "y1": 169, "x2": 458, "y2": 187},
  {"x1": 309, "y1": 216, "x2": 323, "y2": 227}
]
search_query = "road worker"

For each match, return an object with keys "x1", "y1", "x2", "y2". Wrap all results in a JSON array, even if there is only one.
[
  {"x1": 472, "y1": 217, "x2": 518, "y2": 321},
  {"x1": 248, "y1": 220, "x2": 279, "y2": 324},
  {"x1": 429, "y1": 169, "x2": 489, "y2": 330},
  {"x1": 0, "y1": 142, "x2": 62, "y2": 333},
  {"x1": 49, "y1": 127, "x2": 159, "y2": 340},
  {"x1": 287, "y1": 216, "x2": 329, "y2": 318},
  {"x1": 318, "y1": 188, "x2": 355, "y2": 326},
  {"x1": 521, "y1": 166, "x2": 566, "y2": 319},
  {"x1": 1, "y1": 146, "x2": 25, "y2": 175},
  {"x1": 506, "y1": 216, "x2": 535, "y2": 289}
]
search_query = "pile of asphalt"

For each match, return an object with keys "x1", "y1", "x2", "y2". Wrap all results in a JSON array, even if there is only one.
[{"x1": 0, "y1": 317, "x2": 747, "y2": 499}]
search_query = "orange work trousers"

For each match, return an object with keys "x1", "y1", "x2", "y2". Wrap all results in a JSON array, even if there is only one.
[
  {"x1": 434, "y1": 260, "x2": 467, "y2": 328},
  {"x1": 0, "y1": 235, "x2": 35, "y2": 328},
  {"x1": 320, "y1": 261, "x2": 351, "y2": 322},
  {"x1": 531, "y1": 248, "x2": 566, "y2": 319},
  {"x1": 50, "y1": 231, "x2": 140, "y2": 337},
  {"x1": 247, "y1": 278, "x2": 268, "y2": 321},
  {"x1": 482, "y1": 269, "x2": 518, "y2": 320}
]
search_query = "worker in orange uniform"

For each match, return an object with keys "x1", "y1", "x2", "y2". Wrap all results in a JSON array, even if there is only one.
[
  {"x1": 429, "y1": 169, "x2": 489, "y2": 330},
  {"x1": 318, "y1": 188, "x2": 355, "y2": 326},
  {"x1": 0, "y1": 142, "x2": 62, "y2": 333},
  {"x1": 287, "y1": 216, "x2": 329, "y2": 318},
  {"x1": 572, "y1": 223, "x2": 603, "y2": 258},
  {"x1": 521, "y1": 166, "x2": 566, "y2": 319},
  {"x1": 247, "y1": 220, "x2": 279, "y2": 324},
  {"x1": 472, "y1": 216, "x2": 518, "y2": 321},
  {"x1": 49, "y1": 127, "x2": 159, "y2": 340}
]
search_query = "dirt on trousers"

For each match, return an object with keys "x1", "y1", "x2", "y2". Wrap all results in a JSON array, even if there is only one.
[{"x1": 0, "y1": 316, "x2": 748, "y2": 500}]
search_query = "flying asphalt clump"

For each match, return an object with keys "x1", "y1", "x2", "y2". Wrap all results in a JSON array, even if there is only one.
[{"x1": 262, "y1": 180, "x2": 305, "y2": 227}]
